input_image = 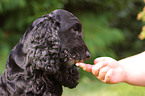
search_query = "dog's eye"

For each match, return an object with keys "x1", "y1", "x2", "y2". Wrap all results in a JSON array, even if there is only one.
[
  {"x1": 72, "y1": 24, "x2": 81, "y2": 32},
  {"x1": 72, "y1": 26, "x2": 78, "y2": 31}
]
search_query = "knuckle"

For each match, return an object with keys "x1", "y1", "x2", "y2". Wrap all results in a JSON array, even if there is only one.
[
  {"x1": 95, "y1": 57, "x2": 105, "y2": 61},
  {"x1": 94, "y1": 57, "x2": 106, "y2": 64}
]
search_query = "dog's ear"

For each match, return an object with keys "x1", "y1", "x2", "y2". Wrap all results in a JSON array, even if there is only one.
[
  {"x1": 6, "y1": 43, "x2": 25, "y2": 76},
  {"x1": 6, "y1": 14, "x2": 61, "y2": 75},
  {"x1": 28, "y1": 16, "x2": 61, "y2": 74},
  {"x1": 6, "y1": 24, "x2": 34, "y2": 73}
]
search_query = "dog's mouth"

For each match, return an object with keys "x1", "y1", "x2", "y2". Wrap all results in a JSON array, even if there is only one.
[
  {"x1": 63, "y1": 49, "x2": 85, "y2": 66},
  {"x1": 63, "y1": 48, "x2": 91, "y2": 66},
  {"x1": 68, "y1": 59, "x2": 84, "y2": 66}
]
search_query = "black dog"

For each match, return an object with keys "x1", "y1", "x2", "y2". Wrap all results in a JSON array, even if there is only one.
[{"x1": 0, "y1": 9, "x2": 91, "y2": 96}]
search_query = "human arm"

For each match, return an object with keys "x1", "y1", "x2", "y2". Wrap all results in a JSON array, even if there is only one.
[{"x1": 76, "y1": 51, "x2": 145, "y2": 86}]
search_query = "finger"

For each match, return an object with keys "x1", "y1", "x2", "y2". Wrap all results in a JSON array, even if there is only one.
[
  {"x1": 104, "y1": 69, "x2": 113, "y2": 84},
  {"x1": 97, "y1": 66, "x2": 110, "y2": 80},
  {"x1": 92, "y1": 62, "x2": 107, "y2": 77},
  {"x1": 76, "y1": 63, "x2": 93, "y2": 72}
]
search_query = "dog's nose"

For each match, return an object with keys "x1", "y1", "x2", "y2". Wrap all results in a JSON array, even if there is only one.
[{"x1": 85, "y1": 51, "x2": 91, "y2": 59}]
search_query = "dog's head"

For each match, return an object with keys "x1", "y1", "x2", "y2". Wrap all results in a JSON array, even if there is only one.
[
  {"x1": 55, "y1": 10, "x2": 91, "y2": 65},
  {"x1": 7, "y1": 9, "x2": 90, "y2": 89},
  {"x1": 44, "y1": 10, "x2": 91, "y2": 67},
  {"x1": 18, "y1": 9, "x2": 90, "y2": 70}
]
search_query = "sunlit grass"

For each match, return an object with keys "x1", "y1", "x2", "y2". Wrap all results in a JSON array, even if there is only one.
[{"x1": 63, "y1": 77, "x2": 145, "y2": 96}]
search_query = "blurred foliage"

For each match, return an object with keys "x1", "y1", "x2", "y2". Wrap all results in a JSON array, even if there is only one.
[
  {"x1": 137, "y1": 0, "x2": 145, "y2": 40},
  {"x1": 0, "y1": 0, "x2": 145, "y2": 77},
  {"x1": 65, "y1": 0, "x2": 144, "y2": 61},
  {"x1": 80, "y1": 13, "x2": 124, "y2": 61},
  {"x1": 0, "y1": 0, "x2": 67, "y2": 71}
]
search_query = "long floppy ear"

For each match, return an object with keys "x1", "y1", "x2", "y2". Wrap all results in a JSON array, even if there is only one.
[
  {"x1": 6, "y1": 43, "x2": 25, "y2": 76},
  {"x1": 6, "y1": 13, "x2": 61, "y2": 75},
  {"x1": 6, "y1": 25, "x2": 34, "y2": 76},
  {"x1": 28, "y1": 16, "x2": 61, "y2": 74}
]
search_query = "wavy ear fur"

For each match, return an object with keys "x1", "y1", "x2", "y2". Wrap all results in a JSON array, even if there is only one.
[{"x1": 6, "y1": 14, "x2": 61, "y2": 76}]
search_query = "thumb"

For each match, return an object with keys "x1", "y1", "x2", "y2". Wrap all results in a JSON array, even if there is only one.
[{"x1": 76, "y1": 63, "x2": 93, "y2": 72}]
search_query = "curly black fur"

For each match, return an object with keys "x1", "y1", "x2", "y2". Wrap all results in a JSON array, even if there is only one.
[{"x1": 0, "y1": 9, "x2": 91, "y2": 96}]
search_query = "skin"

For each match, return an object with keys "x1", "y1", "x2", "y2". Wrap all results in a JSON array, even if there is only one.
[{"x1": 76, "y1": 51, "x2": 145, "y2": 86}]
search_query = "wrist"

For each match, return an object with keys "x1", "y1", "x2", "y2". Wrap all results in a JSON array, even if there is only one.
[{"x1": 118, "y1": 60, "x2": 128, "y2": 83}]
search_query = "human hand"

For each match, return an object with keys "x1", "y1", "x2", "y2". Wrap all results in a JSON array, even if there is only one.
[{"x1": 76, "y1": 57, "x2": 126, "y2": 84}]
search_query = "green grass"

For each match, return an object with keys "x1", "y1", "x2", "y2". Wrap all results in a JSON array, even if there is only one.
[{"x1": 63, "y1": 77, "x2": 145, "y2": 96}]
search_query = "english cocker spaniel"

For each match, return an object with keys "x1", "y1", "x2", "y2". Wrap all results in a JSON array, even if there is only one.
[{"x1": 0, "y1": 9, "x2": 91, "y2": 96}]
